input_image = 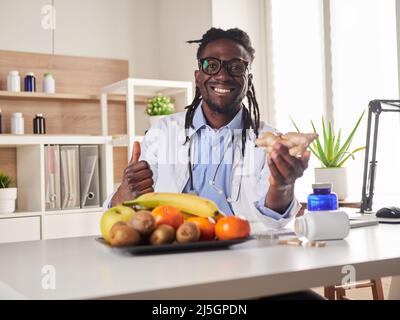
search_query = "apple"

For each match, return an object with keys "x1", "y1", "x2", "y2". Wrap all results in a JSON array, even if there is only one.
[{"x1": 100, "y1": 205, "x2": 135, "y2": 243}]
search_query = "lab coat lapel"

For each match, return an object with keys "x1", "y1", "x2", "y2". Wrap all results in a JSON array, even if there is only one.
[
  {"x1": 230, "y1": 130, "x2": 257, "y2": 202},
  {"x1": 230, "y1": 132, "x2": 244, "y2": 202}
]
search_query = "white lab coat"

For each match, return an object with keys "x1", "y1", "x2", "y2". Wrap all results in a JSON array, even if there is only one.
[{"x1": 104, "y1": 112, "x2": 301, "y2": 233}]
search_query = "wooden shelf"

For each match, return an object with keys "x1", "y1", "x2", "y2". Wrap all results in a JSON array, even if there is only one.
[
  {"x1": 0, "y1": 134, "x2": 112, "y2": 147},
  {"x1": 101, "y1": 78, "x2": 193, "y2": 96},
  {"x1": 0, "y1": 90, "x2": 147, "y2": 104},
  {"x1": 0, "y1": 90, "x2": 98, "y2": 101}
]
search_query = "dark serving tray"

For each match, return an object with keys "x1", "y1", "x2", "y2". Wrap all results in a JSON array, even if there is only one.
[{"x1": 95, "y1": 237, "x2": 252, "y2": 254}]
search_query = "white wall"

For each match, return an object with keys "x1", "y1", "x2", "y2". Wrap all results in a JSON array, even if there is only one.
[
  {"x1": 130, "y1": 0, "x2": 160, "y2": 79},
  {"x1": 0, "y1": 0, "x2": 53, "y2": 53},
  {"x1": 53, "y1": 0, "x2": 160, "y2": 78},
  {"x1": 0, "y1": 0, "x2": 159, "y2": 78},
  {"x1": 211, "y1": 0, "x2": 268, "y2": 122},
  {"x1": 157, "y1": 0, "x2": 212, "y2": 82}
]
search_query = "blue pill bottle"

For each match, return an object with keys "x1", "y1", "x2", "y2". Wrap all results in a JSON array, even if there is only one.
[
  {"x1": 307, "y1": 183, "x2": 338, "y2": 211},
  {"x1": 24, "y1": 72, "x2": 36, "y2": 92}
]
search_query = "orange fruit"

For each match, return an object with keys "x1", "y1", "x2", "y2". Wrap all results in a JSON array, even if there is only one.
[
  {"x1": 214, "y1": 212, "x2": 225, "y2": 222},
  {"x1": 187, "y1": 217, "x2": 216, "y2": 241},
  {"x1": 215, "y1": 216, "x2": 250, "y2": 241},
  {"x1": 151, "y1": 205, "x2": 184, "y2": 230}
]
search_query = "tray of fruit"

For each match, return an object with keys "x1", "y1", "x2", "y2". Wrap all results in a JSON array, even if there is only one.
[
  {"x1": 99, "y1": 193, "x2": 252, "y2": 254},
  {"x1": 95, "y1": 237, "x2": 251, "y2": 254}
]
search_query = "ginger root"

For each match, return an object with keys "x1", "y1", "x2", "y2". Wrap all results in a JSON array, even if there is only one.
[{"x1": 255, "y1": 131, "x2": 318, "y2": 157}]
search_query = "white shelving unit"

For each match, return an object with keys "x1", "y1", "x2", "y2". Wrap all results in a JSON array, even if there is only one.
[
  {"x1": 101, "y1": 78, "x2": 193, "y2": 159},
  {"x1": 0, "y1": 78, "x2": 193, "y2": 244},
  {"x1": 0, "y1": 135, "x2": 113, "y2": 243}
]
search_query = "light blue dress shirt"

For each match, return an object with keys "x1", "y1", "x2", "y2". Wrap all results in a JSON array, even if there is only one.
[{"x1": 182, "y1": 104, "x2": 292, "y2": 219}]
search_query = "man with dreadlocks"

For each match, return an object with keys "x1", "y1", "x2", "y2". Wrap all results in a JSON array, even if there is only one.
[{"x1": 106, "y1": 27, "x2": 310, "y2": 233}]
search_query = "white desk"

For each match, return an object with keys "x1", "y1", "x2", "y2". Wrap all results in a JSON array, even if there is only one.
[{"x1": 0, "y1": 223, "x2": 400, "y2": 300}]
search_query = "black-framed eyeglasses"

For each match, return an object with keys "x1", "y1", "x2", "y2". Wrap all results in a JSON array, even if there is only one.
[{"x1": 198, "y1": 57, "x2": 249, "y2": 77}]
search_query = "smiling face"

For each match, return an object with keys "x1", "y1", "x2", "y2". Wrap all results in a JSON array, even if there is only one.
[{"x1": 195, "y1": 38, "x2": 252, "y2": 115}]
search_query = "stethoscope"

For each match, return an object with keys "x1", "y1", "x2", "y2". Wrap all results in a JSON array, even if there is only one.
[{"x1": 185, "y1": 132, "x2": 239, "y2": 202}]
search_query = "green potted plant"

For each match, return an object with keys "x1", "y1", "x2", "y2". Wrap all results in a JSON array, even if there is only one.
[
  {"x1": 146, "y1": 94, "x2": 175, "y2": 127},
  {"x1": 0, "y1": 171, "x2": 17, "y2": 214},
  {"x1": 291, "y1": 111, "x2": 365, "y2": 201}
]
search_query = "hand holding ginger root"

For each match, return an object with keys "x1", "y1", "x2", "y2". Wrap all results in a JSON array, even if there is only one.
[
  {"x1": 257, "y1": 131, "x2": 317, "y2": 214},
  {"x1": 255, "y1": 131, "x2": 318, "y2": 157}
]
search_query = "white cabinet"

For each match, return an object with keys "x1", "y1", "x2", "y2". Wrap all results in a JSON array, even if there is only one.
[
  {"x1": 0, "y1": 135, "x2": 112, "y2": 243},
  {"x1": 0, "y1": 216, "x2": 41, "y2": 243},
  {"x1": 42, "y1": 210, "x2": 102, "y2": 240}
]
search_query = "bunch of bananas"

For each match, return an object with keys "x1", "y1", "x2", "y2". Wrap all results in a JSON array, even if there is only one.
[{"x1": 123, "y1": 193, "x2": 221, "y2": 218}]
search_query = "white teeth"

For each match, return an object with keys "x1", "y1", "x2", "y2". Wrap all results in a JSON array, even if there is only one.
[{"x1": 213, "y1": 87, "x2": 231, "y2": 93}]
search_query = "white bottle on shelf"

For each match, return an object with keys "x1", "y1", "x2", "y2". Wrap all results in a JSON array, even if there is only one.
[
  {"x1": 7, "y1": 71, "x2": 21, "y2": 92},
  {"x1": 11, "y1": 112, "x2": 24, "y2": 134},
  {"x1": 43, "y1": 73, "x2": 55, "y2": 94}
]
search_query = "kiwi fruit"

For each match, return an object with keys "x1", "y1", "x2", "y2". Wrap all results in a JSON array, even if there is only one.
[
  {"x1": 176, "y1": 222, "x2": 200, "y2": 244},
  {"x1": 128, "y1": 210, "x2": 155, "y2": 236},
  {"x1": 109, "y1": 222, "x2": 141, "y2": 247},
  {"x1": 149, "y1": 224, "x2": 176, "y2": 245}
]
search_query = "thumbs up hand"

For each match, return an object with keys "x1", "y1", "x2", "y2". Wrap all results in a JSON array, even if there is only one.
[
  {"x1": 129, "y1": 141, "x2": 141, "y2": 164},
  {"x1": 111, "y1": 141, "x2": 154, "y2": 206}
]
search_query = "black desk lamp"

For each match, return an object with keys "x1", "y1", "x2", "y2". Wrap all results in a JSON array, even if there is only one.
[{"x1": 360, "y1": 100, "x2": 400, "y2": 213}]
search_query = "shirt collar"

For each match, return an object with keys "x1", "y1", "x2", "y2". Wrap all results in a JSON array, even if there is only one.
[{"x1": 192, "y1": 102, "x2": 243, "y2": 132}]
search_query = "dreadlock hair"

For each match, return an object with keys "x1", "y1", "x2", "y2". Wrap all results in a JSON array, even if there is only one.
[{"x1": 185, "y1": 27, "x2": 260, "y2": 157}]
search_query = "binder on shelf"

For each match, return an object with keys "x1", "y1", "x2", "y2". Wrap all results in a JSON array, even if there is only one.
[
  {"x1": 79, "y1": 145, "x2": 100, "y2": 208},
  {"x1": 60, "y1": 145, "x2": 80, "y2": 209},
  {"x1": 44, "y1": 145, "x2": 61, "y2": 210}
]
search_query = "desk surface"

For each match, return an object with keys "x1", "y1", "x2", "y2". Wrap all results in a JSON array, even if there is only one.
[{"x1": 1, "y1": 223, "x2": 400, "y2": 300}]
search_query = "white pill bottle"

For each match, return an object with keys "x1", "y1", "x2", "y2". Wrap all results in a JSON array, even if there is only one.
[
  {"x1": 294, "y1": 211, "x2": 350, "y2": 241},
  {"x1": 7, "y1": 70, "x2": 21, "y2": 92},
  {"x1": 11, "y1": 112, "x2": 24, "y2": 134},
  {"x1": 43, "y1": 73, "x2": 55, "y2": 94}
]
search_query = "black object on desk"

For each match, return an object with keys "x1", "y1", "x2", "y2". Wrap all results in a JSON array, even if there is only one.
[
  {"x1": 376, "y1": 206, "x2": 400, "y2": 218},
  {"x1": 360, "y1": 100, "x2": 400, "y2": 214}
]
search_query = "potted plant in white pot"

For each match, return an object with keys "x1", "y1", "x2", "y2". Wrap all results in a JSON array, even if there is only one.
[
  {"x1": 146, "y1": 94, "x2": 175, "y2": 127},
  {"x1": 291, "y1": 111, "x2": 365, "y2": 201},
  {"x1": 0, "y1": 171, "x2": 17, "y2": 214}
]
